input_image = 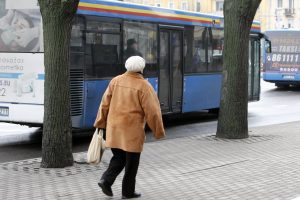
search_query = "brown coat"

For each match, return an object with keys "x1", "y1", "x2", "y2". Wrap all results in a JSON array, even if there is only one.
[{"x1": 94, "y1": 72, "x2": 165, "y2": 152}]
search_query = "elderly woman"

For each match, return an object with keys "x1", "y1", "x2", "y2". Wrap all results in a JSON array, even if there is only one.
[{"x1": 94, "y1": 56, "x2": 165, "y2": 199}]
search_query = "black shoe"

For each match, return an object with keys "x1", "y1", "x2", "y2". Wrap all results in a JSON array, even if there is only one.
[
  {"x1": 122, "y1": 192, "x2": 141, "y2": 199},
  {"x1": 98, "y1": 179, "x2": 113, "y2": 197}
]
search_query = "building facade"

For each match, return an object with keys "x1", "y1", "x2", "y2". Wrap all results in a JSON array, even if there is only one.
[
  {"x1": 117, "y1": 0, "x2": 224, "y2": 15},
  {"x1": 118, "y1": 0, "x2": 300, "y2": 32},
  {"x1": 257, "y1": 0, "x2": 300, "y2": 31}
]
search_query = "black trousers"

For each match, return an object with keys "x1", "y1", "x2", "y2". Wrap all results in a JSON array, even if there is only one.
[{"x1": 101, "y1": 148, "x2": 141, "y2": 196}]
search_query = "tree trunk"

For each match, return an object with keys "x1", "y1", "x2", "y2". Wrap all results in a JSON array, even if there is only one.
[
  {"x1": 38, "y1": 0, "x2": 79, "y2": 168},
  {"x1": 216, "y1": 0, "x2": 261, "y2": 139}
]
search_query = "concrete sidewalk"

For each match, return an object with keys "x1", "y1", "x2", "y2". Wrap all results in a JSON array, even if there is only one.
[{"x1": 1, "y1": 122, "x2": 300, "y2": 200}]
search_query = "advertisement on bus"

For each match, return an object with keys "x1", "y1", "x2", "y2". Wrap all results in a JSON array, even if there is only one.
[
  {"x1": 0, "y1": 53, "x2": 44, "y2": 105},
  {"x1": 0, "y1": 0, "x2": 43, "y2": 53},
  {"x1": 264, "y1": 31, "x2": 300, "y2": 74}
]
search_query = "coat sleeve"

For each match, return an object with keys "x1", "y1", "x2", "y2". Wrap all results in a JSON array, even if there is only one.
[
  {"x1": 141, "y1": 85, "x2": 165, "y2": 139},
  {"x1": 94, "y1": 80, "x2": 114, "y2": 129}
]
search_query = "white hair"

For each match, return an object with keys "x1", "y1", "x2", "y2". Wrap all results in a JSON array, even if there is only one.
[{"x1": 125, "y1": 56, "x2": 145, "y2": 73}]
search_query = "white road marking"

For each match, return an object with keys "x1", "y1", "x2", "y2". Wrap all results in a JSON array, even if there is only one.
[
  {"x1": 291, "y1": 196, "x2": 300, "y2": 200},
  {"x1": 276, "y1": 104, "x2": 288, "y2": 108}
]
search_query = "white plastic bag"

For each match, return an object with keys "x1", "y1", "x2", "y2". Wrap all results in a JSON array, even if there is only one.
[{"x1": 87, "y1": 128, "x2": 105, "y2": 164}]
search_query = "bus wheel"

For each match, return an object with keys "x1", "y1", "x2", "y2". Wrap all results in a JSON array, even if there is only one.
[
  {"x1": 209, "y1": 108, "x2": 220, "y2": 114},
  {"x1": 275, "y1": 83, "x2": 289, "y2": 89}
]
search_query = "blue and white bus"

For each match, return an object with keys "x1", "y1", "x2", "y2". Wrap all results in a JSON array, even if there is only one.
[
  {"x1": 0, "y1": 0, "x2": 266, "y2": 128},
  {"x1": 263, "y1": 29, "x2": 300, "y2": 88}
]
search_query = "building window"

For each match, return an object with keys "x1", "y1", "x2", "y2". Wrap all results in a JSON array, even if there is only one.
[
  {"x1": 277, "y1": 0, "x2": 283, "y2": 8},
  {"x1": 216, "y1": 1, "x2": 224, "y2": 11},
  {"x1": 155, "y1": 0, "x2": 161, "y2": 7},
  {"x1": 288, "y1": 19, "x2": 294, "y2": 28},
  {"x1": 289, "y1": 0, "x2": 294, "y2": 9},
  {"x1": 196, "y1": 0, "x2": 201, "y2": 12},
  {"x1": 168, "y1": 0, "x2": 174, "y2": 8},
  {"x1": 142, "y1": 0, "x2": 149, "y2": 5},
  {"x1": 182, "y1": 1, "x2": 188, "y2": 10}
]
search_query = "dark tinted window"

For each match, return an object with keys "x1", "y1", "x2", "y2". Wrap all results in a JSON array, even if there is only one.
[
  {"x1": 86, "y1": 21, "x2": 120, "y2": 32},
  {"x1": 70, "y1": 17, "x2": 85, "y2": 69},
  {"x1": 84, "y1": 20, "x2": 121, "y2": 79},
  {"x1": 123, "y1": 21, "x2": 158, "y2": 77},
  {"x1": 208, "y1": 28, "x2": 223, "y2": 72},
  {"x1": 184, "y1": 26, "x2": 207, "y2": 73}
]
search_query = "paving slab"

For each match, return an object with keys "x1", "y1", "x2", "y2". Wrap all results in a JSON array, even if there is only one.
[{"x1": 1, "y1": 122, "x2": 300, "y2": 200}]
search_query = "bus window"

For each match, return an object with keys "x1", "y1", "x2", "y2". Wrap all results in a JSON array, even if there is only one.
[
  {"x1": 86, "y1": 21, "x2": 120, "y2": 32},
  {"x1": 84, "y1": 20, "x2": 121, "y2": 79},
  {"x1": 248, "y1": 38, "x2": 261, "y2": 100},
  {"x1": 253, "y1": 40, "x2": 260, "y2": 98},
  {"x1": 123, "y1": 21, "x2": 158, "y2": 77},
  {"x1": 248, "y1": 40, "x2": 253, "y2": 98},
  {"x1": 70, "y1": 17, "x2": 85, "y2": 69},
  {"x1": 184, "y1": 26, "x2": 207, "y2": 73},
  {"x1": 71, "y1": 24, "x2": 84, "y2": 48},
  {"x1": 208, "y1": 28, "x2": 224, "y2": 72}
]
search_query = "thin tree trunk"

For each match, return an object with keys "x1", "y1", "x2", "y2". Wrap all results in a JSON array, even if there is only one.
[
  {"x1": 38, "y1": 0, "x2": 79, "y2": 168},
  {"x1": 216, "y1": 0, "x2": 261, "y2": 139}
]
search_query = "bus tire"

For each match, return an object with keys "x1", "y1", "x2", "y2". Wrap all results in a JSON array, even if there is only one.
[
  {"x1": 209, "y1": 108, "x2": 220, "y2": 114},
  {"x1": 275, "y1": 83, "x2": 289, "y2": 89}
]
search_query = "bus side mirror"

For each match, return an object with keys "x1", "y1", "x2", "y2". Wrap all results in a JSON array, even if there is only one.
[{"x1": 265, "y1": 39, "x2": 272, "y2": 53}]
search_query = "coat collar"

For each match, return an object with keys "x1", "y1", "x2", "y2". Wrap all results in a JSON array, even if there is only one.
[{"x1": 124, "y1": 71, "x2": 144, "y2": 79}]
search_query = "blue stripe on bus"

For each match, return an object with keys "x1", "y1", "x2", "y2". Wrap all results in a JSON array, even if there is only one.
[
  {"x1": 81, "y1": 77, "x2": 158, "y2": 128},
  {"x1": 0, "y1": 73, "x2": 22, "y2": 78},
  {"x1": 79, "y1": 0, "x2": 222, "y2": 20},
  {"x1": 82, "y1": 75, "x2": 223, "y2": 127},
  {"x1": 0, "y1": 73, "x2": 45, "y2": 80},
  {"x1": 38, "y1": 74, "x2": 45, "y2": 80},
  {"x1": 252, "y1": 28, "x2": 260, "y2": 33},
  {"x1": 78, "y1": 0, "x2": 261, "y2": 31},
  {"x1": 77, "y1": 10, "x2": 217, "y2": 27},
  {"x1": 147, "y1": 77, "x2": 158, "y2": 93},
  {"x1": 82, "y1": 79, "x2": 110, "y2": 128},
  {"x1": 182, "y1": 74, "x2": 222, "y2": 112}
]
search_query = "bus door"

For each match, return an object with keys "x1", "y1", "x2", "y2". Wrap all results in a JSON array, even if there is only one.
[
  {"x1": 159, "y1": 27, "x2": 184, "y2": 113},
  {"x1": 248, "y1": 37, "x2": 261, "y2": 101}
]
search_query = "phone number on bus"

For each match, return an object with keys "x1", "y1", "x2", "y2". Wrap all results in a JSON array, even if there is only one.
[
  {"x1": 0, "y1": 80, "x2": 11, "y2": 97},
  {"x1": 267, "y1": 53, "x2": 300, "y2": 63}
]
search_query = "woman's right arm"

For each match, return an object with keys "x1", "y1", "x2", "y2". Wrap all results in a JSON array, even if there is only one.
[{"x1": 141, "y1": 85, "x2": 165, "y2": 139}]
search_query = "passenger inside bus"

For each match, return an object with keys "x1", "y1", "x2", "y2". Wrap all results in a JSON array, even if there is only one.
[{"x1": 124, "y1": 39, "x2": 143, "y2": 61}]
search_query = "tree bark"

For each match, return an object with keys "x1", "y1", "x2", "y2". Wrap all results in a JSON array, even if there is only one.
[
  {"x1": 216, "y1": 0, "x2": 261, "y2": 139},
  {"x1": 38, "y1": 0, "x2": 79, "y2": 168}
]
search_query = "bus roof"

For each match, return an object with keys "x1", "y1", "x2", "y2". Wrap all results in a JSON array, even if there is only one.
[
  {"x1": 265, "y1": 29, "x2": 300, "y2": 33},
  {"x1": 78, "y1": 0, "x2": 261, "y2": 32}
]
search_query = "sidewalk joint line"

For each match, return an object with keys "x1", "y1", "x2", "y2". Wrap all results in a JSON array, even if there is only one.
[{"x1": 180, "y1": 159, "x2": 250, "y2": 175}]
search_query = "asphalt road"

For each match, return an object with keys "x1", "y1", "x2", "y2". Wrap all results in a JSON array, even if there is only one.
[{"x1": 1, "y1": 80, "x2": 300, "y2": 163}]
